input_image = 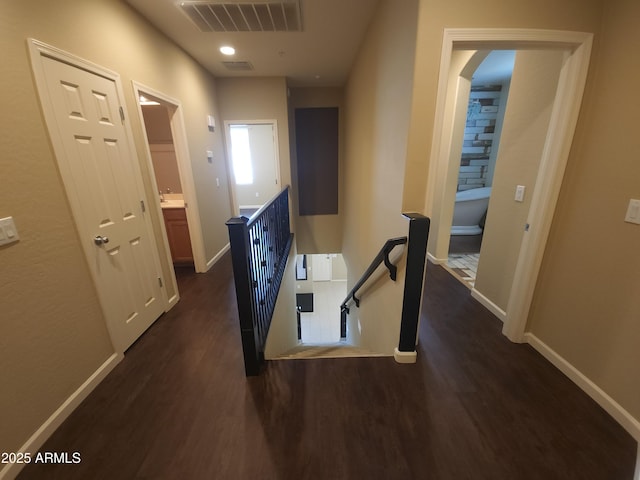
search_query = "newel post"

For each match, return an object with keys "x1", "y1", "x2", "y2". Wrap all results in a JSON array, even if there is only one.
[
  {"x1": 396, "y1": 213, "x2": 430, "y2": 363},
  {"x1": 226, "y1": 216, "x2": 262, "y2": 376}
]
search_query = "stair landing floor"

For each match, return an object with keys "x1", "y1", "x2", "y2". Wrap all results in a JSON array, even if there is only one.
[{"x1": 17, "y1": 254, "x2": 637, "y2": 480}]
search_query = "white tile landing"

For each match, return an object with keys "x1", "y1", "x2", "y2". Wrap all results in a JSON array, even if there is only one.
[
  {"x1": 299, "y1": 280, "x2": 346, "y2": 344},
  {"x1": 446, "y1": 253, "x2": 479, "y2": 288}
]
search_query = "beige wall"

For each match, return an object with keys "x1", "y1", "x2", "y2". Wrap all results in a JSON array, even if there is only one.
[
  {"x1": 428, "y1": 50, "x2": 479, "y2": 261},
  {"x1": 406, "y1": 0, "x2": 639, "y2": 426},
  {"x1": 142, "y1": 104, "x2": 173, "y2": 143},
  {"x1": 528, "y1": 0, "x2": 640, "y2": 421},
  {"x1": 341, "y1": 0, "x2": 419, "y2": 354},
  {"x1": 288, "y1": 87, "x2": 344, "y2": 253},
  {"x1": 2, "y1": 0, "x2": 638, "y2": 464},
  {"x1": 143, "y1": 105, "x2": 182, "y2": 194},
  {"x1": 403, "y1": 0, "x2": 603, "y2": 212},
  {"x1": 0, "y1": 0, "x2": 229, "y2": 458},
  {"x1": 264, "y1": 243, "x2": 299, "y2": 359},
  {"x1": 149, "y1": 145, "x2": 183, "y2": 195},
  {"x1": 331, "y1": 255, "x2": 348, "y2": 281},
  {"x1": 475, "y1": 50, "x2": 564, "y2": 310},
  {"x1": 215, "y1": 77, "x2": 292, "y2": 212}
]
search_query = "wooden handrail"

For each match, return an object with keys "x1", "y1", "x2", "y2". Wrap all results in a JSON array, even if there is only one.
[{"x1": 340, "y1": 236, "x2": 407, "y2": 315}]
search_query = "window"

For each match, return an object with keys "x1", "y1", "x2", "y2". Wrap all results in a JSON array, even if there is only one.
[{"x1": 229, "y1": 125, "x2": 253, "y2": 185}]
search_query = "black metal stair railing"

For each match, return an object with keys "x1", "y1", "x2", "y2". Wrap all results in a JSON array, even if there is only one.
[
  {"x1": 340, "y1": 237, "x2": 408, "y2": 338},
  {"x1": 339, "y1": 213, "x2": 430, "y2": 354},
  {"x1": 226, "y1": 186, "x2": 293, "y2": 376}
]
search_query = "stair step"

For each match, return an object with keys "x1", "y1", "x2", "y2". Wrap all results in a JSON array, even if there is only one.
[{"x1": 276, "y1": 343, "x2": 386, "y2": 360}]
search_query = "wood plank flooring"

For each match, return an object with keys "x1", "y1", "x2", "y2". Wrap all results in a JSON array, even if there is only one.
[{"x1": 17, "y1": 255, "x2": 636, "y2": 479}]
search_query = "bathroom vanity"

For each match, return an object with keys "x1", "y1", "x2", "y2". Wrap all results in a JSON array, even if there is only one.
[{"x1": 161, "y1": 197, "x2": 193, "y2": 266}]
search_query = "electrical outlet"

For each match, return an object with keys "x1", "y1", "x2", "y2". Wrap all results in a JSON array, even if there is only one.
[
  {"x1": 624, "y1": 199, "x2": 640, "y2": 224},
  {"x1": 0, "y1": 216, "x2": 20, "y2": 246}
]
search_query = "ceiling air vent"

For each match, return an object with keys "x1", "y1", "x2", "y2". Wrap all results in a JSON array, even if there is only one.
[
  {"x1": 221, "y1": 61, "x2": 255, "y2": 71},
  {"x1": 180, "y1": 1, "x2": 302, "y2": 32}
]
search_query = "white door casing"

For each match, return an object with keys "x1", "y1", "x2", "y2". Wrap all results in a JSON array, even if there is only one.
[
  {"x1": 29, "y1": 39, "x2": 166, "y2": 352},
  {"x1": 132, "y1": 81, "x2": 208, "y2": 274},
  {"x1": 224, "y1": 120, "x2": 281, "y2": 215},
  {"x1": 424, "y1": 29, "x2": 593, "y2": 342}
]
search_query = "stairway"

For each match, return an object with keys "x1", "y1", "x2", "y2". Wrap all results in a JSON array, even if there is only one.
[{"x1": 276, "y1": 343, "x2": 386, "y2": 360}]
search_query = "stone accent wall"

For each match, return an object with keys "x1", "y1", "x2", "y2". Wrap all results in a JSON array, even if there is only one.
[{"x1": 458, "y1": 85, "x2": 503, "y2": 191}]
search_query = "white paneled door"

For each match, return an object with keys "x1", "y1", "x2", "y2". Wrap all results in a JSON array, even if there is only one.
[{"x1": 30, "y1": 41, "x2": 166, "y2": 352}]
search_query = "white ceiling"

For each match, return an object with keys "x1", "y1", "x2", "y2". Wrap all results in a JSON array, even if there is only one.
[{"x1": 125, "y1": 0, "x2": 380, "y2": 86}]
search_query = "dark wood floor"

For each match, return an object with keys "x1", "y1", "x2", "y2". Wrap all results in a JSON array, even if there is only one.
[
  {"x1": 448, "y1": 233, "x2": 483, "y2": 254},
  {"x1": 18, "y1": 254, "x2": 636, "y2": 479}
]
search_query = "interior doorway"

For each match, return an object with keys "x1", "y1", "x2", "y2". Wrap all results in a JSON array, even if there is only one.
[
  {"x1": 224, "y1": 120, "x2": 281, "y2": 217},
  {"x1": 133, "y1": 83, "x2": 207, "y2": 278},
  {"x1": 425, "y1": 29, "x2": 593, "y2": 342},
  {"x1": 442, "y1": 48, "x2": 566, "y2": 321},
  {"x1": 446, "y1": 50, "x2": 514, "y2": 289},
  {"x1": 139, "y1": 96, "x2": 194, "y2": 272}
]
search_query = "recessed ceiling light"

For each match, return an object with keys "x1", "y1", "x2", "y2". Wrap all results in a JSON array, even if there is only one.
[{"x1": 220, "y1": 46, "x2": 235, "y2": 56}]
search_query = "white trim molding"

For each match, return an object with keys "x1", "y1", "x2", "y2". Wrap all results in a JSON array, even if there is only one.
[
  {"x1": 427, "y1": 252, "x2": 447, "y2": 265},
  {"x1": 131, "y1": 81, "x2": 208, "y2": 274},
  {"x1": 205, "y1": 242, "x2": 231, "y2": 271},
  {"x1": 424, "y1": 28, "x2": 593, "y2": 345},
  {"x1": 28, "y1": 39, "x2": 171, "y2": 353},
  {"x1": 394, "y1": 348, "x2": 417, "y2": 364},
  {"x1": 471, "y1": 288, "x2": 506, "y2": 323},
  {"x1": 525, "y1": 333, "x2": 640, "y2": 442},
  {"x1": 223, "y1": 119, "x2": 281, "y2": 217},
  {"x1": 0, "y1": 353, "x2": 122, "y2": 480}
]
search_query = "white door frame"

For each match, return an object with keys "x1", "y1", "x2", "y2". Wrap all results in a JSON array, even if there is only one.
[
  {"x1": 28, "y1": 39, "x2": 170, "y2": 350},
  {"x1": 223, "y1": 119, "x2": 281, "y2": 216},
  {"x1": 424, "y1": 29, "x2": 593, "y2": 342},
  {"x1": 132, "y1": 82, "x2": 208, "y2": 275}
]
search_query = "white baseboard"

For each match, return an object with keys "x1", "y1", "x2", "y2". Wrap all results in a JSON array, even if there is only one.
[
  {"x1": 205, "y1": 243, "x2": 230, "y2": 272},
  {"x1": 166, "y1": 292, "x2": 180, "y2": 309},
  {"x1": 427, "y1": 252, "x2": 447, "y2": 264},
  {"x1": 525, "y1": 333, "x2": 640, "y2": 443},
  {"x1": 0, "y1": 352, "x2": 122, "y2": 480},
  {"x1": 470, "y1": 288, "x2": 506, "y2": 322},
  {"x1": 394, "y1": 348, "x2": 417, "y2": 364}
]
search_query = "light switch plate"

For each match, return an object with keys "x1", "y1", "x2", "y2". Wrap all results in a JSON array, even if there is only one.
[
  {"x1": 0, "y1": 216, "x2": 20, "y2": 246},
  {"x1": 624, "y1": 199, "x2": 640, "y2": 224},
  {"x1": 515, "y1": 185, "x2": 526, "y2": 203}
]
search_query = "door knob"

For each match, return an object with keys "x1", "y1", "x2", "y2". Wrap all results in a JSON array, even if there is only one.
[{"x1": 94, "y1": 235, "x2": 109, "y2": 246}]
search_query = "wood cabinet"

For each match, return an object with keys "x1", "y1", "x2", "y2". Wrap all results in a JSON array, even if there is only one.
[{"x1": 162, "y1": 208, "x2": 193, "y2": 265}]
